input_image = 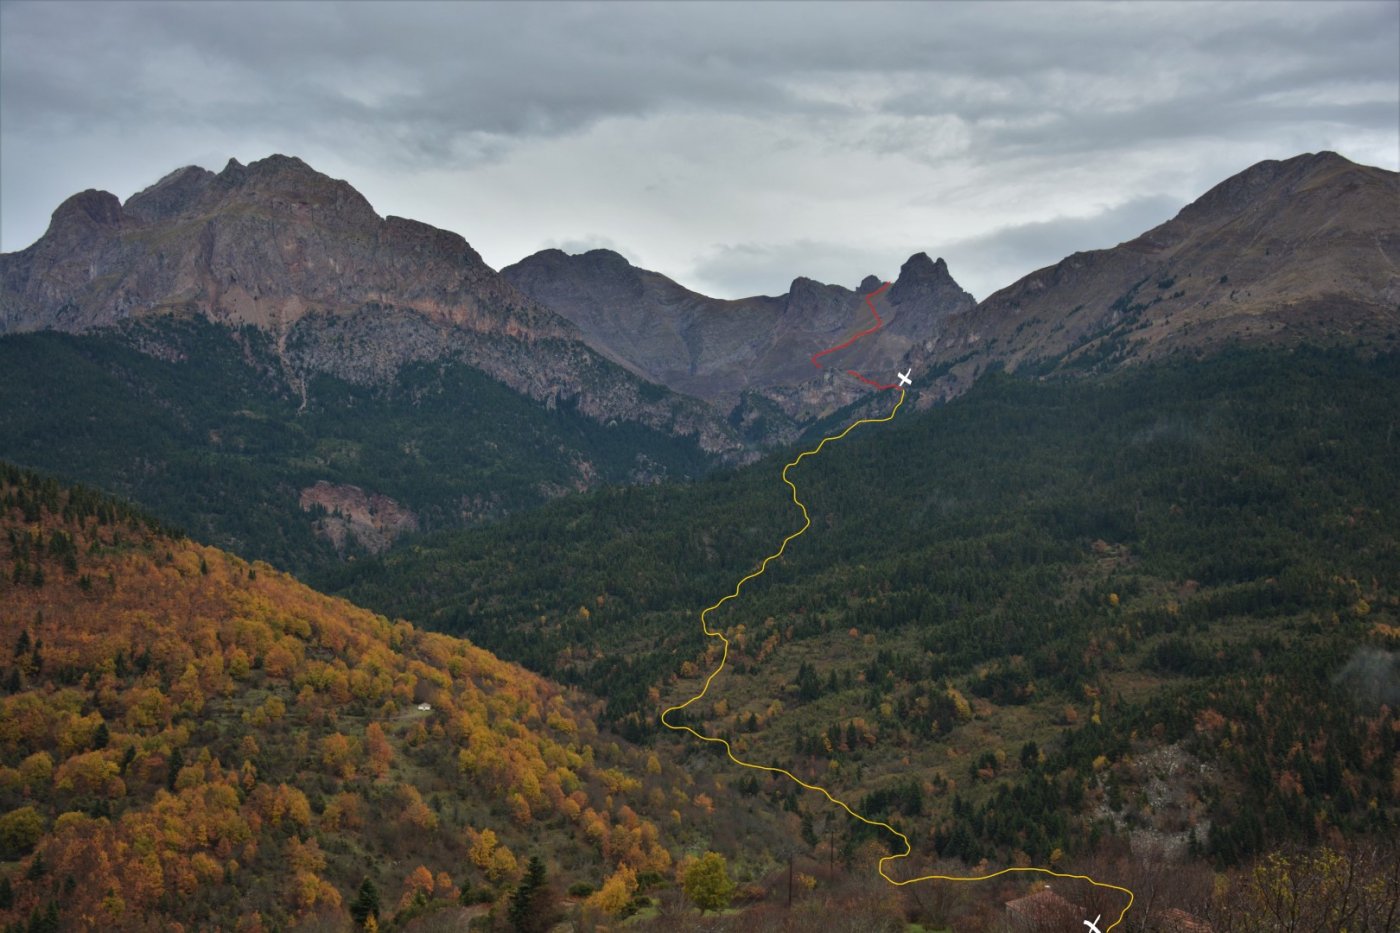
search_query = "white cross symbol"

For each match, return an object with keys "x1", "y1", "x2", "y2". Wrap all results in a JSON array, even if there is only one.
[
  {"x1": 896, "y1": 368, "x2": 912, "y2": 387},
  {"x1": 1084, "y1": 914, "x2": 1102, "y2": 933}
]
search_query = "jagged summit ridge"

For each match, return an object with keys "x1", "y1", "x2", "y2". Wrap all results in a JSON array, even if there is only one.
[
  {"x1": 0, "y1": 154, "x2": 744, "y2": 456},
  {"x1": 2, "y1": 152, "x2": 548, "y2": 338},
  {"x1": 888, "y1": 251, "x2": 975, "y2": 312},
  {"x1": 502, "y1": 246, "x2": 977, "y2": 421},
  {"x1": 4, "y1": 149, "x2": 1392, "y2": 448}
]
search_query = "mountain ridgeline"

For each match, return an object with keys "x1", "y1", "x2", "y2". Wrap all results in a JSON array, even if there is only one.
[
  {"x1": 1, "y1": 152, "x2": 1395, "y2": 580},
  {"x1": 0, "y1": 155, "x2": 740, "y2": 455},
  {"x1": 501, "y1": 248, "x2": 975, "y2": 431},
  {"x1": 0, "y1": 149, "x2": 1398, "y2": 929}
]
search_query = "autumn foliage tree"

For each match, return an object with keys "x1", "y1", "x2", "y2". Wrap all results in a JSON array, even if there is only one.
[
  {"x1": 0, "y1": 465, "x2": 706, "y2": 931},
  {"x1": 683, "y1": 851, "x2": 734, "y2": 914}
]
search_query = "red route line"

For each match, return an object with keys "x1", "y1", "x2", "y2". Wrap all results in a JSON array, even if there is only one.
[
  {"x1": 809, "y1": 280, "x2": 900, "y2": 390},
  {"x1": 846, "y1": 369, "x2": 899, "y2": 391}
]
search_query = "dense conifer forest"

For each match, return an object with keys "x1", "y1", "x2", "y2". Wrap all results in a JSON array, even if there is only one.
[
  {"x1": 329, "y1": 348, "x2": 1400, "y2": 874},
  {"x1": 0, "y1": 318, "x2": 713, "y2": 575}
]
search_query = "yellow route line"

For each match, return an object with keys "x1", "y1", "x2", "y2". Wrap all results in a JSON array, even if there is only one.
[{"x1": 660, "y1": 387, "x2": 1135, "y2": 930}]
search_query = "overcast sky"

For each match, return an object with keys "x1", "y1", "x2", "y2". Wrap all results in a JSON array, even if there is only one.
[{"x1": 2, "y1": 1, "x2": 1396, "y2": 300}]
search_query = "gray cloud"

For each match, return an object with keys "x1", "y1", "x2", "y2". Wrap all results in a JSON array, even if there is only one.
[
  {"x1": 690, "y1": 239, "x2": 897, "y2": 299},
  {"x1": 3, "y1": 0, "x2": 1396, "y2": 298},
  {"x1": 935, "y1": 196, "x2": 1187, "y2": 299}
]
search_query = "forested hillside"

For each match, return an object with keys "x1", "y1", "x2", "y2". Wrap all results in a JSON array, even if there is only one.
[
  {"x1": 0, "y1": 465, "x2": 738, "y2": 931},
  {"x1": 330, "y1": 348, "x2": 1400, "y2": 874},
  {"x1": 0, "y1": 315, "x2": 714, "y2": 576}
]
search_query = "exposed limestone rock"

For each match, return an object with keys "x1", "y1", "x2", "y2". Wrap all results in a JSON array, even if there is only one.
[{"x1": 299, "y1": 481, "x2": 419, "y2": 554}]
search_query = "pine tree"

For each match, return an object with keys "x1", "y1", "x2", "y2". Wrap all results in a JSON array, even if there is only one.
[
  {"x1": 350, "y1": 877, "x2": 380, "y2": 927},
  {"x1": 27, "y1": 901, "x2": 60, "y2": 933},
  {"x1": 507, "y1": 856, "x2": 551, "y2": 932},
  {"x1": 166, "y1": 746, "x2": 183, "y2": 792}
]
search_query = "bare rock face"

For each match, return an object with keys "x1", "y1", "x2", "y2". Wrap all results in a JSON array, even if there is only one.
[
  {"x1": 299, "y1": 481, "x2": 419, "y2": 554},
  {"x1": 0, "y1": 155, "x2": 744, "y2": 457},
  {"x1": 6, "y1": 150, "x2": 1391, "y2": 451},
  {"x1": 1, "y1": 155, "x2": 567, "y2": 341},
  {"x1": 887, "y1": 253, "x2": 975, "y2": 314},
  {"x1": 502, "y1": 248, "x2": 975, "y2": 421}
]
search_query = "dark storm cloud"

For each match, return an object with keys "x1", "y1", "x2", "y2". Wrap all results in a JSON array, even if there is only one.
[
  {"x1": 5, "y1": 1, "x2": 794, "y2": 152},
  {"x1": 2, "y1": 1, "x2": 1397, "y2": 295},
  {"x1": 8, "y1": 1, "x2": 1391, "y2": 157}
]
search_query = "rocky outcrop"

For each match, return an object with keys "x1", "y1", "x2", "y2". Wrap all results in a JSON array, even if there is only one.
[
  {"x1": 299, "y1": 481, "x2": 419, "y2": 554},
  {"x1": 1, "y1": 155, "x2": 568, "y2": 340},
  {"x1": 501, "y1": 247, "x2": 975, "y2": 421}
]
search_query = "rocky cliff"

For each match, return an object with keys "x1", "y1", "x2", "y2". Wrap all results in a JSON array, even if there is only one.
[
  {"x1": 501, "y1": 246, "x2": 975, "y2": 421},
  {"x1": 0, "y1": 155, "x2": 743, "y2": 455}
]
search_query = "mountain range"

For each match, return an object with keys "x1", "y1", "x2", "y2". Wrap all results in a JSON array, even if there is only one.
[
  {"x1": 1, "y1": 149, "x2": 1395, "y2": 574},
  {"x1": 6, "y1": 152, "x2": 1396, "y2": 430},
  {"x1": 0, "y1": 155, "x2": 738, "y2": 456},
  {"x1": 501, "y1": 247, "x2": 974, "y2": 425},
  {"x1": 1, "y1": 148, "x2": 1398, "y2": 930}
]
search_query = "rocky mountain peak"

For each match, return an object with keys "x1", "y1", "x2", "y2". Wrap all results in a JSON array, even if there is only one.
[
  {"x1": 887, "y1": 251, "x2": 975, "y2": 312},
  {"x1": 503, "y1": 247, "x2": 646, "y2": 304},
  {"x1": 48, "y1": 189, "x2": 124, "y2": 235},
  {"x1": 202, "y1": 153, "x2": 382, "y2": 231},
  {"x1": 579, "y1": 248, "x2": 632, "y2": 269},
  {"x1": 1, "y1": 153, "x2": 744, "y2": 457},
  {"x1": 895, "y1": 251, "x2": 946, "y2": 280},
  {"x1": 786, "y1": 275, "x2": 841, "y2": 310},
  {"x1": 920, "y1": 152, "x2": 1397, "y2": 397},
  {"x1": 857, "y1": 275, "x2": 883, "y2": 294},
  {"x1": 573, "y1": 248, "x2": 641, "y2": 286},
  {"x1": 1173, "y1": 151, "x2": 1360, "y2": 229},
  {"x1": 124, "y1": 165, "x2": 216, "y2": 222}
]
